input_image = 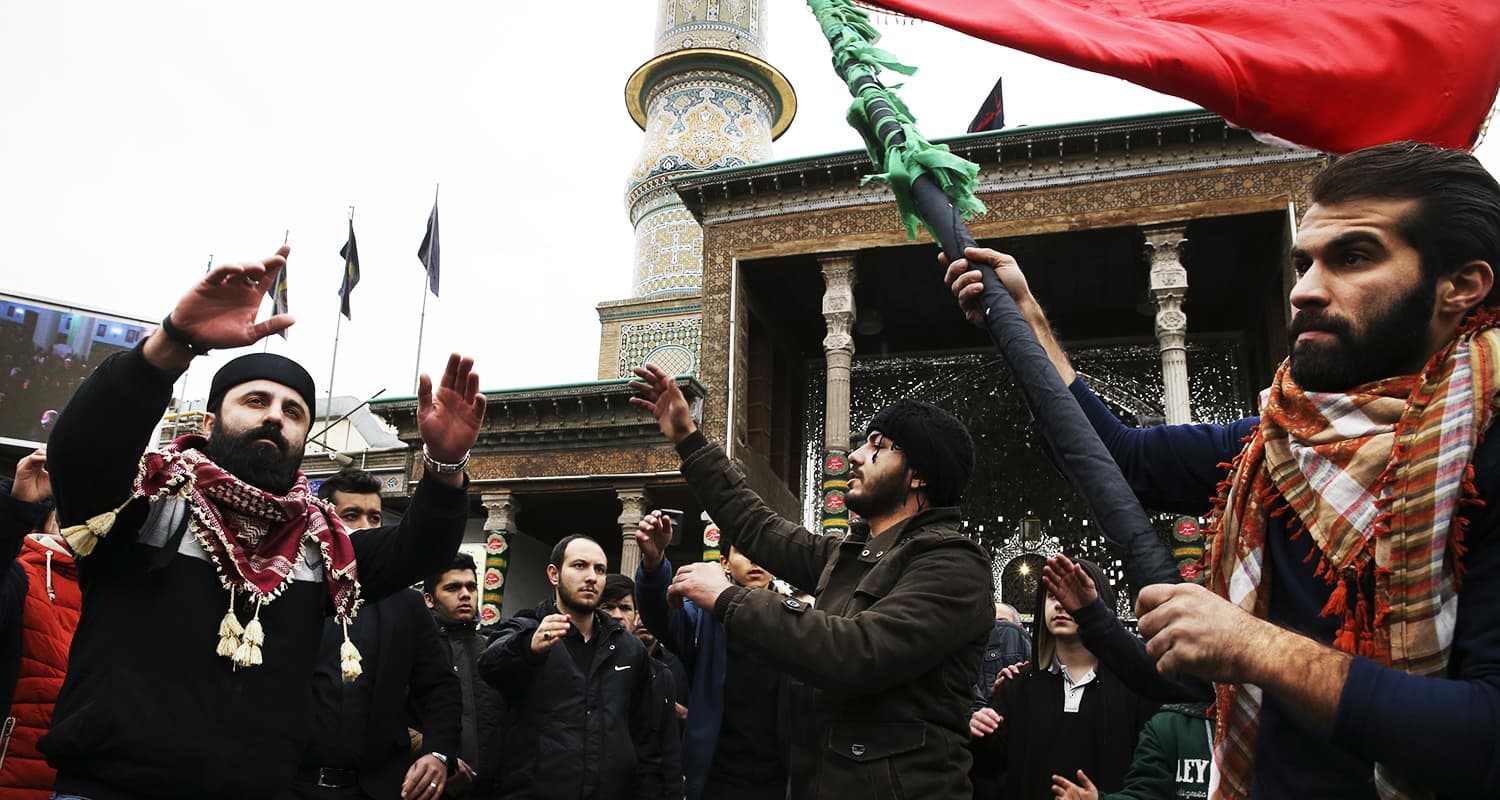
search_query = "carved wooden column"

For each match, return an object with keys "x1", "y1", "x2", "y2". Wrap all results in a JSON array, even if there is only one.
[
  {"x1": 616, "y1": 487, "x2": 648, "y2": 576},
  {"x1": 479, "y1": 491, "x2": 517, "y2": 625},
  {"x1": 1145, "y1": 225, "x2": 1192, "y2": 425},
  {"x1": 819, "y1": 253, "x2": 857, "y2": 535}
]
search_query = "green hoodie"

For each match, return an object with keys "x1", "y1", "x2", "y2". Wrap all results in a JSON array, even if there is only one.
[{"x1": 1104, "y1": 703, "x2": 1215, "y2": 800}]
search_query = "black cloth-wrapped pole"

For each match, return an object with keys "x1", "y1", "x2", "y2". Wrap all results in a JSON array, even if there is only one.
[{"x1": 852, "y1": 73, "x2": 1181, "y2": 589}]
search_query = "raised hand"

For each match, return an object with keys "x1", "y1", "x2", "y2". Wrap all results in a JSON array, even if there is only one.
[
  {"x1": 169, "y1": 246, "x2": 296, "y2": 349},
  {"x1": 417, "y1": 353, "x2": 487, "y2": 466},
  {"x1": 628, "y1": 363, "x2": 696, "y2": 443},
  {"x1": 11, "y1": 449, "x2": 50, "y2": 503},
  {"x1": 1043, "y1": 554, "x2": 1099, "y2": 613},
  {"x1": 940, "y1": 246, "x2": 1031, "y2": 328},
  {"x1": 941, "y1": 246, "x2": 1078, "y2": 384},
  {"x1": 636, "y1": 510, "x2": 673, "y2": 569}
]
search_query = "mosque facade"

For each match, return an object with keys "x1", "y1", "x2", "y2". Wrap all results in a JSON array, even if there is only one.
[{"x1": 334, "y1": 5, "x2": 1327, "y2": 623}]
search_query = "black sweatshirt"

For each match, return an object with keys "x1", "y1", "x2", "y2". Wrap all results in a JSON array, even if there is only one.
[{"x1": 39, "y1": 345, "x2": 468, "y2": 799}]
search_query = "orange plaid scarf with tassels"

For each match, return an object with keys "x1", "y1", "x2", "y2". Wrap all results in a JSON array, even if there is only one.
[{"x1": 1203, "y1": 308, "x2": 1500, "y2": 800}]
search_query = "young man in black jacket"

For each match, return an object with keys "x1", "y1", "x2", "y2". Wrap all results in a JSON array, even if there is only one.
[
  {"x1": 40, "y1": 247, "x2": 485, "y2": 800},
  {"x1": 424, "y1": 552, "x2": 504, "y2": 798},
  {"x1": 277, "y1": 468, "x2": 462, "y2": 800},
  {"x1": 478, "y1": 535, "x2": 669, "y2": 800}
]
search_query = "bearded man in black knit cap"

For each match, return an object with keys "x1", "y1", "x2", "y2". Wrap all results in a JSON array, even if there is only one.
[
  {"x1": 39, "y1": 246, "x2": 486, "y2": 800},
  {"x1": 630, "y1": 365, "x2": 995, "y2": 800}
]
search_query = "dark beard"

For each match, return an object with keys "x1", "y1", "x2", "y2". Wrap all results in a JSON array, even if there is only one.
[
  {"x1": 845, "y1": 465, "x2": 909, "y2": 520},
  {"x1": 1288, "y1": 278, "x2": 1436, "y2": 392},
  {"x1": 203, "y1": 422, "x2": 303, "y2": 496},
  {"x1": 559, "y1": 584, "x2": 599, "y2": 614}
]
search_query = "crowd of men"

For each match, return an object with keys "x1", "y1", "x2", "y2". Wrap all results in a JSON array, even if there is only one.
[
  {"x1": 1, "y1": 140, "x2": 1498, "y2": 800},
  {"x1": 0, "y1": 324, "x2": 86, "y2": 443}
]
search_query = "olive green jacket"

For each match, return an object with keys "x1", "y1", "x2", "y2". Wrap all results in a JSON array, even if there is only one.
[{"x1": 678, "y1": 432, "x2": 994, "y2": 800}]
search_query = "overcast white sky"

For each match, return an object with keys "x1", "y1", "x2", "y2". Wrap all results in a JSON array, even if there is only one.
[{"x1": 3, "y1": 2, "x2": 1497, "y2": 407}]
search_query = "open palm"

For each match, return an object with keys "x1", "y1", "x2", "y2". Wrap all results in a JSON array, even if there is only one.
[
  {"x1": 417, "y1": 353, "x2": 486, "y2": 463},
  {"x1": 169, "y1": 246, "x2": 295, "y2": 349}
]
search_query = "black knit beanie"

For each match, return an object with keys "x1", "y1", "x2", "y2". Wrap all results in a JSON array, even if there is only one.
[
  {"x1": 207, "y1": 353, "x2": 318, "y2": 415},
  {"x1": 866, "y1": 399, "x2": 975, "y2": 506}
]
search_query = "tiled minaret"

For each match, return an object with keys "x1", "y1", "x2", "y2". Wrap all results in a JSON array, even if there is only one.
[{"x1": 597, "y1": 0, "x2": 795, "y2": 380}]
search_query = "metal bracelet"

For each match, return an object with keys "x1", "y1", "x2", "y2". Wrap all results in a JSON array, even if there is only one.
[{"x1": 422, "y1": 445, "x2": 470, "y2": 474}]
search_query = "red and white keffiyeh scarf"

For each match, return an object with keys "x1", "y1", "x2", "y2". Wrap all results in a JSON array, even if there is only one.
[
  {"x1": 64, "y1": 434, "x2": 365, "y2": 680},
  {"x1": 1204, "y1": 309, "x2": 1500, "y2": 800}
]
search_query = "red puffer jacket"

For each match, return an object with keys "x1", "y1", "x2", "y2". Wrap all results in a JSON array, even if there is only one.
[{"x1": 1, "y1": 537, "x2": 80, "y2": 799}]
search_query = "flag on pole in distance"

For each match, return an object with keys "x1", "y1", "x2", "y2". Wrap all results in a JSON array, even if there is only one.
[
  {"x1": 270, "y1": 260, "x2": 289, "y2": 338},
  {"x1": 338, "y1": 220, "x2": 359, "y2": 320},
  {"x1": 417, "y1": 199, "x2": 440, "y2": 297},
  {"x1": 868, "y1": 0, "x2": 1500, "y2": 153},
  {"x1": 968, "y1": 76, "x2": 1004, "y2": 133}
]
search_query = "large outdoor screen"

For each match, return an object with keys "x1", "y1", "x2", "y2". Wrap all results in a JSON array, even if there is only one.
[{"x1": 0, "y1": 291, "x2": 154, "y2": 446}]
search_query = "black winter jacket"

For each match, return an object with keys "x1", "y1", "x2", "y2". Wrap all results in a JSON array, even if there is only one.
[
  {"x1": 478, "y1": 601, "x2": 672, "y2": 800},
  {"x1": 41, "y1": 345, "x2": 468, "y2": 800},
  {"x1": 435, "y1": 617, "x2": 505, "y2": 798}
]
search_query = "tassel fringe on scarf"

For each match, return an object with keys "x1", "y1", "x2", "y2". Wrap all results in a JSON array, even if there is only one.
[{"x1": 62, "y1": 434, "x2": 366, "y2": 682}]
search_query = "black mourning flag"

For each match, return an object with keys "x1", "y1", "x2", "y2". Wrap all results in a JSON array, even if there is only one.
[
  {"x1": 418, "y1": 198, "x2": 440, "y2": 297},
  {"x1": 338, "y1": 220, "x2": 360, "y2": 319}
]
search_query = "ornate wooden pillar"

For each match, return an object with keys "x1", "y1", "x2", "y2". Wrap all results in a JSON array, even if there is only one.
[
  {"x1": 819, "y1": 253, "x2": 857, "y2": 535},
  {"x1": 479, "y1": 492, "x2": 517, "y2": 626},
  {"x1": 616, "y1": 487, "x2": 648, "y2": 576},
  {"x1": 1145, "y1": 224, "x2": 1191, "y2": 425}
]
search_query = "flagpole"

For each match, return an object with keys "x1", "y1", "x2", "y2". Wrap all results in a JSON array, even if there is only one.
[
  {"x1": 412, "y1": 286, "x2": 429, "y2": 395},
  {"x1": 413, "y1": 184, "x2": 438, "y2": 394},
  {"x1": 171, "y1": 252, "x2": 213, "y2": 441},
  {"x1": 264, "y1": 229, "x2": 289, "y2": 353},
  {"x1": 327, "y1": 209, "x2": 351, "y2": 437}
]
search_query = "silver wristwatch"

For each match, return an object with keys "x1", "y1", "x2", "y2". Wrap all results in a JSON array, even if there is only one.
[
  {"x1": 430, "y1": 751, "x2": 455, "y2": 774},
  {"x1": 422, "y1": 445, "x2": 470, "y2": 474}
]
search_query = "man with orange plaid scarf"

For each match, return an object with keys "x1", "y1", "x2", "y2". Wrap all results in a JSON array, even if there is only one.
[
  {"x1": 946, "y1": 143, "x2": 1500, "y2": 799},
  {"x1": 37, "y1": 246, "x2": 487, "y2": 800}
]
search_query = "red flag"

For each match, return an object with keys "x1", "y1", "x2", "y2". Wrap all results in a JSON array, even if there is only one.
[{"x1": 868, "y1": 0, "x2": 1500, "y2": 153}]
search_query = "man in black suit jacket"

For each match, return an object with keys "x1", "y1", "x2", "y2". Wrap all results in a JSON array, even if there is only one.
[{"x1": 277, "y1": 469, "x2": 462, "y2": 800}]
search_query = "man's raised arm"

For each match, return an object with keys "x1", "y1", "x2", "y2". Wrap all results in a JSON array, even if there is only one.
[
  {"x1": 51, "y1": 248, "x2": 294, "y2": 527},
  {"x1": 351, "y1": 353, "x2": 485, "y2": 598},
  {"x1": 629, "y1": 364, "x2": 834, "y2": 592},
  {"x1": 944, "y1": 246, "x2": 1076, "y2": 385}
]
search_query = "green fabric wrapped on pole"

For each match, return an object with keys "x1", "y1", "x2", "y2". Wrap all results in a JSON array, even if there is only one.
[
  {"x1": 802, "y1": 0, "x2": 1183, "y2": 591},
  {"x1": 808, "y1": 0, "x2": 986, "y2": 239}
]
